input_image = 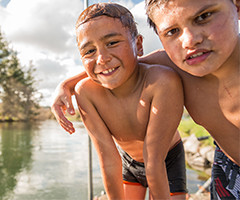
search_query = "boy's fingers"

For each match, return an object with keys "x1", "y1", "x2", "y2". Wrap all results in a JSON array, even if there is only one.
[
  {"x1": 60, "y1": 119, "x2": 75, "y2": 134},
  {"x1": 59, "y1": 115, "x2": 75, "y2": 134},
  {"x1": 51, "y1": 104, "x2": 75, "y2": 134},
  {"x1": 67, "y1": 102, "x2": 75, "y2": 115},
  {"x1": 57, "y1": 111, "x2": 75, "y2": 134},
  {"x1": 62, "y1": 96, "x2": 75, "y2": 115}
]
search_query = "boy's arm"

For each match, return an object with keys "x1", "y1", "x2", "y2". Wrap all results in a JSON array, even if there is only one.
[
  {"x1": 143, "y1": 67, "x2": 184, "y2": 198},
  {"x1": 51, "y1": 71, "x2": 87, "y2": 134},
  {"x1": 139, "y1": 49, "x2": 177, "y2": 69},
  {"x1": 75, "y1": 80, "x2": 125, "y2": 200},
  {"x1": 51, "y1": 49, "x2": 175, "y2": 134}
]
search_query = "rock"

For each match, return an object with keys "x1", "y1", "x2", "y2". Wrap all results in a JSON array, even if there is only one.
[
  {"x1": 183, "y1": 134, "x2": 200, "y2": 154},
  {"x1": 206, "y1": 148, "x2": 215, "y2": 164},
  {"x1": 199, "y1": 145, "x2": 214, "y2": 164},
  {"x1": 183, "y1": 134, "x2": 215, "y2": 169},
  {"x1": 192, "y1": 155, "x2": 206, "y2": 167}
]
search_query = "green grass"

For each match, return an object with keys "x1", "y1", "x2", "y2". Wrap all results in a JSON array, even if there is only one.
[{"x1": 178, "y1": 111, "x2": 214, "y2": 146}]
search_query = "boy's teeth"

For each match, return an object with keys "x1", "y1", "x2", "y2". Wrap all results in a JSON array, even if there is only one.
[
  {"x1": 190, "y1": 52, "x2": 204, "y2": 59},
  {"x1": 102, "y1": 68, "x2": 114, "y2": 74}
]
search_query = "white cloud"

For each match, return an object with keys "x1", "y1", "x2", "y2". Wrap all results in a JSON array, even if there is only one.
[
  {"x1": 130, "y1": 1, "x2": 162, "y2": 54},
  {"x1": 3, "y1": 0, "x2": 81, "y2": 52},
  {"x1": 0, "y1": 0, "x2": 85, "y2": 106},
  {"x1": 0, "y1": 0, "x2": 161, "y2": 106}
]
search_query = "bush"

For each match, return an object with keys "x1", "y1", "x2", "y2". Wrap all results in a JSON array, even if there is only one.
[{"x1": 178, "y1": 110, "x2": 214, "y2": 146}]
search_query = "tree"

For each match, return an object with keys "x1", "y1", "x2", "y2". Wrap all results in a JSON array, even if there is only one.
[{"x1": 0, "y1": 29, "x2": 42, "y2": 121}]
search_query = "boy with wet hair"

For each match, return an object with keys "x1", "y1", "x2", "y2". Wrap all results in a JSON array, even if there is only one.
[
  {"x1": 144, "y1": 0, "x2": 240, "y2": 199},
  {"x1": 73, "y1": 2, "x2": 187, "y2": 200},
  {"x1": 51, "y1": 0, "x2": 239, "y2": 199}
]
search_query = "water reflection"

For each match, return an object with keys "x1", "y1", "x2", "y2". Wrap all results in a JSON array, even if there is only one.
[
  {"x1": 0, "y1": 120, "x2": 208, "y2": 200},
  {"x1": 0, "y1": 122, "x2": 35, "y2": 200},
  {"x1": 0, "y1": 120, "x2": 104, "y2": 200}
]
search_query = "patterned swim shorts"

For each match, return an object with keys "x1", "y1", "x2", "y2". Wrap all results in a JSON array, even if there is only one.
[{"x1": 210, "y1": 146, "x2": 240, "y2": 199}]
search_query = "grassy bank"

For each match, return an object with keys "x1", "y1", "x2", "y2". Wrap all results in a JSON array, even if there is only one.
[{"x1": 178, "y1": 110, "x2": 214, "y2": 147}]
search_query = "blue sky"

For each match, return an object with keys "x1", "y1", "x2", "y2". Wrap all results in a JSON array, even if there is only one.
[
  {"x1": 0, "y1": 0, "x2": 161, "y2": 106},
  {"x1": 0, "y1": 0, "x2": 10, "y2": 7}
]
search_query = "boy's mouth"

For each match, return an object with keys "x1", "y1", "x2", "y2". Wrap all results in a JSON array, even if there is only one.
[
  {"x1": 100, "y1": 66, "x2": 119, "y2": 75},
  {"x1": 188, "y1": 52, "x2": 205, "y2": 59},
  {"x1": 185, "y1": 50, "x2": 211, "y2": 65}
]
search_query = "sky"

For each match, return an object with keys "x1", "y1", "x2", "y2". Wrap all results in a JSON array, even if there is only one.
[{"x1": 0, "y1": 0, "x2": 162, "y2": 106}]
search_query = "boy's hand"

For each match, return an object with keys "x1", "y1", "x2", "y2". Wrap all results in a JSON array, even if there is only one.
[{"x1": 51, "y1": 84, "x2": 75, "y2": 134}]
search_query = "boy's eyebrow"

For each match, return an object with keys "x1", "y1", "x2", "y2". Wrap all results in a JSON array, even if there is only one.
[
  {"x1": 79, "y1": 41, "x2": 92, "y2": 51},
  {"x1": 159, "y1": 3, "x2": 218, "y2": 33},
  {"x1": 79, "y1": 32, "x2": 123, "y2": 50},
  {"x1": 102, "y1": 32, "x2": 123, "y2": 40},
  {"x1": 194, "y1": 3, "x2": 218, "y2": 16}
]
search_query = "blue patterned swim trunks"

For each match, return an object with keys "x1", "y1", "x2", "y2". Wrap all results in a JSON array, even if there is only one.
[{"x1": 210, "y1": 145, "x2": 240, "y2": 199}]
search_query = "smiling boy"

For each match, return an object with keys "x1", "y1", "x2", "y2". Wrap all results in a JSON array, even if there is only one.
[
  {"x1": 51, "y1": 0, "x2": 240, "y2": 199},
  {"x1": 73, "y1": 3, "x2": 186, "y2": 200}
]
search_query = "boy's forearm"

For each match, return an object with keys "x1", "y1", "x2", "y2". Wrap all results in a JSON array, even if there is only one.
[
  {"x1": 61, "y1": 71, "x2": 88, "y2": 94},
  {"x1": 146, "y1": 161, "x2": 170, "y2": 198},
  {"x1": 101, "y1": 159, "x2": 125, "y2": 199}
]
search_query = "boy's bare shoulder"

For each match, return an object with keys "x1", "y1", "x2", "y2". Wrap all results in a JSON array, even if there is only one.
[
  {"x1": 142, "y1": 63, "x2": 181, "y2": 87},
  {"x1": 75, "y1": 77, "x2": 103, "y2": 97}
]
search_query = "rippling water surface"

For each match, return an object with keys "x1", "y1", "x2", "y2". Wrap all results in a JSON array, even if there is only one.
[{"x1": 0, "y1": 120, "x2": 207, "y2": 200}]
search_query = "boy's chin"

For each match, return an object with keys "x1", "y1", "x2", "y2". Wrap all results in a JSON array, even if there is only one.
[{"x1": 180, "y1": 67, "x2": 212, "y2": 77}]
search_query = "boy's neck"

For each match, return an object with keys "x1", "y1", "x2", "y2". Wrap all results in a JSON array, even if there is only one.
[{"x1": 108, "y1": 63, "x2": 143, "y2": 98}]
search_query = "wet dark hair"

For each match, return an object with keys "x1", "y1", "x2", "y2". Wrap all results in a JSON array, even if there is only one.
[
  {"x1": 76, "y1": 3, "x2": 138, "y2": 39},
  {"x1": 145, "y1": 0, "x2": 169, "y2": 34}
]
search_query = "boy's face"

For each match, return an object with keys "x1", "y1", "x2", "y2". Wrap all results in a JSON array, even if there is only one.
[
  {"x1": 76, "y1": 16, "x2": 143, "y2": 89},
  {"x1": 152, "y1": 0, "x2": 239, "y2": 77}
]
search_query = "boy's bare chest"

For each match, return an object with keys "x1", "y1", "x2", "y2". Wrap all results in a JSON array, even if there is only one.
[
  {"x1": 95, "y1": 95, "x2": 151, "y2": 141},
  {"x1": 183, "y1": 77, "x2": 240, "y2": 129}
]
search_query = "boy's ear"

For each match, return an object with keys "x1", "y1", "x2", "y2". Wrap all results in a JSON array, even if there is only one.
[
  {"x1": 234, "y1": 0, "x2": 240, "y2": 18},
  {"x1": 136, "y1": 35, "x2": 143, "y2": 57}
]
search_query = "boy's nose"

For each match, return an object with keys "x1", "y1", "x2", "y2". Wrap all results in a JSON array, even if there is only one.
[
  {"x1": 96, "y1": 49, "x2": 111, "y2": 65},
  {"x1": 180, "y1": 28, "x2": 203, "y2": 49}
]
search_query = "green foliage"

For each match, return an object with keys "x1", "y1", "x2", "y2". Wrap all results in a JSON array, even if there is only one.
[
  {"x1": 178, "y1": 110, "x2": 214, "y2": 146},
  {"x1": 0, "y1": 29, "x2": 42, "y2": 121}
]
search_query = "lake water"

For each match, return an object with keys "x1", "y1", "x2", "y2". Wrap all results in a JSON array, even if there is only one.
[{"x1": 0, "y1": 120, "x2": 208, "y2": 200}]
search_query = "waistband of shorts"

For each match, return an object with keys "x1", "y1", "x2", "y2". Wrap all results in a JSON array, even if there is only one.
[
  {"x1": 169, "y1": 139, "x2": 182, "y2": 152},
  {"x1": 120, "y1": 149, "x2": 145, "y2": 166},
  {"x1": 119, "y1": 139, "x2": 183, "y2": 166},
  {"x1": 215, "y1": 146, "x2": 240, "y2": 169}
]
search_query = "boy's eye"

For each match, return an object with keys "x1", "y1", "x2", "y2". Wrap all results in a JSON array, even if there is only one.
[
  {"x1": 195, "y1": 12, "x2": 212, "y2": 23},
  {"x1": 166, "y1": 28, "x2": 179, "y2": 36},
  {"x1": 107, "y1": 41, "x2": 119, "y2": 47},
  {"x1": 85, "y1": 49, "x2": 96, "y2": 55}
]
